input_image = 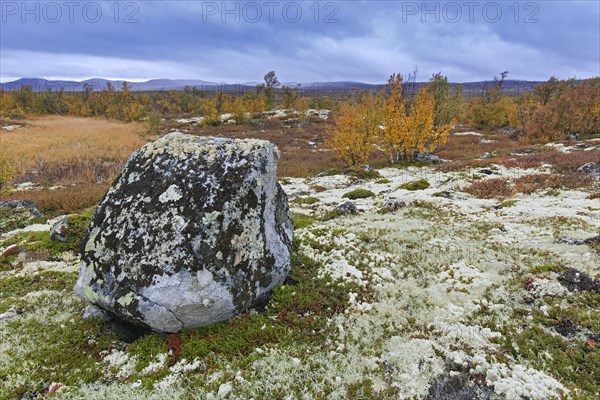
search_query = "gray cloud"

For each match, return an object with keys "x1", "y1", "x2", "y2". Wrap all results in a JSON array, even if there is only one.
[{"x1": 1, "y1": 0, "x2": 598, "y2": 82}]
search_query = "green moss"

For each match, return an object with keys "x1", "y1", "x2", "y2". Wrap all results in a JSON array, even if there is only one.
[
  {"x1": 345, "y1": 167, "x2": 382, "y2": 180},
  {"x1": 431, "y1": 191, "x2": 450, "y2": 198},
  {"x1": 528, "y1": 264, "x2": 565, "y2": 274},
  {"x1": 346, "y1": 378, "x2": 399, "y2": 399},
  {"x1": 2, "y1": 310, "x2": 119, "y2": 398},
  {"x1": 317, "y1": 168, "x2": 343, "y2": 177},
  {"x1": 343, "y1": 189, "x2": 375, "y2": 200},
  {"x1": 399, "y1": 179, "x2": 430, "y2": 191},
  {"x1": 127, "y1": 334, "x2": 171, "y2": 372},
  {"x1": 0, "y1": 271, "x2": 77, "y2": 311},
  {"x1": 20, "y1": 231, "x2": 68, "y2": 257},
  {"x1": 472, "y1": 221, "x2": 505, "y2": 235},
  {"x1": 292, "y1": 213, "x2": 315, "y2": 229},
  {"x1": 0, "y1": 255, "x2": 16, "y2": 272},
  {"x1": 64, "y1": 209, "x2": 94, "y2": 253},
  {"x1": 497, "y1": 263, "x2": 600, "y2": 398},
  {"x1": 321, "y1": 209, "x2": 346, "y2": 221},
  {"x1": 496, "y1": 200, "x2": 518, "y2": 209},
  {"x1": 291, "y1": 196, "x2": 320, "y2": 205},
  {"x1": 375, "y1": 178, "x2": 391, "y2": 184},
  {"x1": 10, "y1": 209, "x2": 93, "y2": 259},
  {"x1": 411, "y1": 200, "x2": 438, "y2": 210}
]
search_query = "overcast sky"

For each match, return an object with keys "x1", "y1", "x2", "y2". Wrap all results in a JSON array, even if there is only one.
[{"x1": 1, "y1": 0, "x2": 598, "y2": 83}]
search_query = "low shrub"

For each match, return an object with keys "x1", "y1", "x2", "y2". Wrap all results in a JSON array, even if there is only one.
[
  {"x1": 343, "y1": 189, "x2": 375, "y2": 200},
  {"x1": 513, "y1": 173, "x2": 594, "y2": 194},
  {"x1": 309, "y1": 185, "x2": 327, "y2": 193},
  {"x1": 291, "y1": 196, "x2": 320, "y2": 205},
  {"x1": 399, "y1": 179, "x2": 430, "y2": 191},
  {"x1": 462, "y1": 178, "x2": 514, "y2": 199},
  {"x1": 345, "y1": 167, "x2": 382, "y2": 180},
  {"x1": 292, "y1": 213, "x2": 315, "y2": 229},
  {"x1": 321, "y1": 209, "x2": 347, "y2": 221}
]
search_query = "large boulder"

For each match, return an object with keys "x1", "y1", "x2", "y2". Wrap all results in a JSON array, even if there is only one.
[{"x1": 75, "y1": 133, "x2": 293, "y2": 333}]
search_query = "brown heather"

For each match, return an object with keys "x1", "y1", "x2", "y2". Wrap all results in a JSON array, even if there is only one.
[{"x1": 462, "y1": 178, "x2": 515, "y2": 199}]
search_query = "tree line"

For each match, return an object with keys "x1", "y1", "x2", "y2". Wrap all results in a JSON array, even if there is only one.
[{"x1": 1, "y1": 71, "x2": 597, "y2": 152}]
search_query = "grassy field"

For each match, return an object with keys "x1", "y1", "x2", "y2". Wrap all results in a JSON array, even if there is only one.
[{"x1": 1, "y1": 116, "x2": 147, "y2": 184}]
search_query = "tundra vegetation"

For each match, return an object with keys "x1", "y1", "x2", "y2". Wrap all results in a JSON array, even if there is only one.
[{"x1": 0, "y1": 70, "x2": 599, "y2": 399}]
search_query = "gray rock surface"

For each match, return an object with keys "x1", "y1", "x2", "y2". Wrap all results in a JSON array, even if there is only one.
[
  {"x1": 75, "y1": 132, "x2": 293, "y2": 333},
  {"x1": 577, "y1": 162, "x2": 600, "y2": 179},
  {"x1": 0, "y1": 200, "x2": 42, "y2": 218},
  {"x1": 337, "y1": 201, "x2": 358, "y2": 215},
  {"x1": 415, "y1": 152, "x2": 442, "y2": 163},
  {"x1": 50, "y1": 216, "x2": 69, "y2": 243},
  {"x1": 381, "y1": 198, "x2": 406, "y2": 213}
]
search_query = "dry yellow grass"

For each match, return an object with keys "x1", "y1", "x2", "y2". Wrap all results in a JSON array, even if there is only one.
[
  {"x1": 1, "y1": 116, "x2": 147, "y2": 184},
  {"x1": 0, "y1": 184, "x2": 109, "y2": 214}
]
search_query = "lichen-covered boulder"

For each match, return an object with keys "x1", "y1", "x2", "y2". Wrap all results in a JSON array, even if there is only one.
[{"x1": 75, "y1": 132, "x2": 293, "y2": 333}]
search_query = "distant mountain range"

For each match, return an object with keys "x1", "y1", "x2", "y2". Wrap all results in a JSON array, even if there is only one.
[{"x1": 0, "y1": 78, "x2": 545, "y2": 93}]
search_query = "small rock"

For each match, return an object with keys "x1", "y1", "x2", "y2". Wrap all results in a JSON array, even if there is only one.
[
  {"x1": 478, "y1": 169, "x2": 494, "y2": 175},
  {"x1": 415, "y1": 152, "x2": 442, "y2": 163},
  {"x1": 479, "y1": 152, "x2": 497, "y2": 159},
  {"x1": 50, "y1": 216, "x2": 69, "y2": 243},
  {"x1": 559, "y1": 237, "x2": 585, "y2": 245},
  {"x1": 498, "y1": 128, "x2": 515, "y2": 135},
  {"x1": 578, "y1": 162, "x2": 600, "y2": 179},
  {"x1": 433, "y1": 191, "x2": 453, "y2": 199},
  {"x1": 560, "y1": 235, "x2": 600, "y2": 246},
  {"x1": 381, "y1": 198, "x2": 406, "y2": 213},
  {"x1": 584, "y1": 235, "x2": 600, "y2": 245},
  {"x1": 558, "y1": 268, "x2": 599, "y2": 293},
  {"x1": 336, "y1": 201, "x2": 358, "y2": 215},
  {"x1": 1, "y1": 125, "x2": 23, "y2": 131},
  {"x1": 554, "y1": 319, "x2": 577, "y2": 337},
  {"x1": 511, "y1": 149, "x2": 533, "y2": 156},
  {"x1": 573, "y1": 144, "x2": 590, "y2": 150},
  {"x1": 0, "y1": 312, "x2": 19, "y2": 320}
]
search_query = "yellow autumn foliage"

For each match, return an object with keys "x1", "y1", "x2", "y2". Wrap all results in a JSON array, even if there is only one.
[
  {"x1": 404, "y1": 87, "x2": 452, "y2": 157},
  {"x1": 380, "y1": 74, "x2": 408, "y2": 163},
  {"x1": 326, "y1": 91, "x2": 382, "y2": 166},
  {"x1": 327, "y1": 75, "x2": 452, "y2": 166}
]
